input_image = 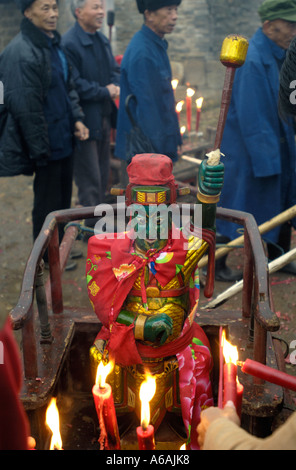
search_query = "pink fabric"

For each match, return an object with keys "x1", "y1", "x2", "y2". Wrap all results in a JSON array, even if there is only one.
[
  {"x1": 176, "y1": 324, "x2": 214, "y2": 450},
  {"x1": 0, "y1": 317, "x2": 29, "y2": 450}
]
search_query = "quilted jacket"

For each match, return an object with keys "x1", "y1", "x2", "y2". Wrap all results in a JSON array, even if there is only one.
[{"x1": 0, "y1": 18, "x2": 84, "y2": 176}]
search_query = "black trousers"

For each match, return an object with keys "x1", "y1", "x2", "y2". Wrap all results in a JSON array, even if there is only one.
[
  {"x1": 32, "y1": 156, "x2": 74, "y2": 257},
  {"x1": 74, "y1": 118, "x2": 111, "y2": 228},
  {"x1": 267, "y1": 222, "x2": 293, "y2": 260}
]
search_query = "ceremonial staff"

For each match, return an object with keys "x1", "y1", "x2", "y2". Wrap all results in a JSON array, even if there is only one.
[
  {"x1": 201, "y1": 35, "x2": 249, "y2": 205},
  {"x1": 214, "y1": 34, "x2": 249, "y2": 150}
]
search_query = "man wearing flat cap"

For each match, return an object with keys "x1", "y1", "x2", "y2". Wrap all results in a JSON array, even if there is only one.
[
  {"x1": 115, "y1": 0, "x2": 182, "y2": 168},
  {"x1": 216, "y1": 0, "x2": 296, "y2": 278},
  {"x1": 0, "y1": 0, "x2": 89, "y2": 268}
]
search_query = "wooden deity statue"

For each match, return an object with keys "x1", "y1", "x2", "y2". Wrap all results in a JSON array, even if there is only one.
[{"x1": 86, "y1": 152, "x2": 224, "y2": 449}]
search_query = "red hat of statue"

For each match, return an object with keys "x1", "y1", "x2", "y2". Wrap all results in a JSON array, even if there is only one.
[{"x1": 126, "y1": 153, "x2": 178, "y2": 205}]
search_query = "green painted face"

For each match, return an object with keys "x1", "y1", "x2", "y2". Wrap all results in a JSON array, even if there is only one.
[{"x1": 129, "y1": 204, "x2": 172, "y2": 253}]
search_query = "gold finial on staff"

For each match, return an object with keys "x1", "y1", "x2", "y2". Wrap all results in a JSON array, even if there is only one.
[
  {"x1": 220, "y1": 34, "x2": 249, "y2": 68},
  {"x1": 213, "y1": 35, "x2": 249, "y2": 151}
]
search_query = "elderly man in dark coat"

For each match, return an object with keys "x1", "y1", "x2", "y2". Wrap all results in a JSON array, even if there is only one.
[
  {"x1": 62, "y1": 0, "x2": 120, "y2": 229},
  {"x1": 0, "y1": 0, "x2": 88, "y2": 269}
]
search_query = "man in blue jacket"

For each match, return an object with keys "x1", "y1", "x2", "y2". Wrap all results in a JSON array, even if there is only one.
[
  {"x1": 216, "y1": 0, "x2": 296, "y2": 279},
  {"x1": 62, "y1": 0, "x2": 120, "y2": 228},
  {"x1": 0, "y1": 0, "x2": 89, "y2": 269},
  {"x1": 115, "y1": 0, "x2": 182, "y2": 166}
]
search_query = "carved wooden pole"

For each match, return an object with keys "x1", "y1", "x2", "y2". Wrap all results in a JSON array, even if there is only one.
[{"x1": 214, "y1": 34, "x2": 249, "y2": 150}]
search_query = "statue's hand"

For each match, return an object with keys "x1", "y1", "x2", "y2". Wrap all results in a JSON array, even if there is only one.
[
  {"x1": 198, "y1": 159, "x2": 224, "y2": 196},
  {"x1": 144, "y1": 314, "x2": 173, "y2": 345}
]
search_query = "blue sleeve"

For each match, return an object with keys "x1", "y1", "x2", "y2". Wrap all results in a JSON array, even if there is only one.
[
  {"x1": 231, "y1": 61, "x2": 282, "y2": 177},
  {"x1": 126, "y1": 55, "x2": 181, "y2": 152},
  {"x1": 128, "y1": 56, "x2": 166, "y2": 131}
]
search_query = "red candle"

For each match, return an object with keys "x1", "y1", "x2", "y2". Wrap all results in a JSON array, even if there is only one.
[
  {"x1": 137, "y1": 375, "x2": 156, "y2": 450},
  {"x1": 221, "y1": 331, "x2": 243, "y2": 414},
  {"x1": 218, "y1": 326, "x2": 223, "y2": 408},
  {"x1": 176, "y1": 100, "x2": 184, "y2": 123},
  {"x1": 195, "y1": 97, "x2": 204, "y2": 133},
  {"x1": 236, "y1": 380, "x2": 244, "y2": 418},
  {"x1": 223, "y1": 363, "x2": 237, "y2": 408},
  {"x1": 137, "y1": 424, "x2": 155, "y2": 450},
  {"x1": 241, "y1": 358, "x2": 296, "y2": 392},
  {"x1": 92, "y1": 361, "x2": 121, "y2": 450},
  {"x1": 171, "y1": 78, "x2": 179, "y2": 94},
  {"x1": 186, "y1": 88, "x2": 195, "y2": 133}
]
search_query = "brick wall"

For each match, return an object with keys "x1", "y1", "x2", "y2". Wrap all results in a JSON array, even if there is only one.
[
  {"x1": 0, "y1": 2, "x2": 22, "y2": 51},
  {"x1": 113, "y1": 0, "x2": 263, "y2": 94}
]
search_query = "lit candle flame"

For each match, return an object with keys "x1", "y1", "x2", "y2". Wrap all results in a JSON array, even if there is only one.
[
  {"x1": 186, "y1": 87, "x2": 195, "y2": 98},
  {"x1": 139, "y1": 374, "x2": 156, "y2": 430},
  {"x1": 176, "y1": 100, "x2": 184, "y2": 113},
  {"x1": 180, "y1": 443, "x2": 186, "y2": 450},
  {"x1": 45, "y1": 397, "x2": 63, "y2": 450},
  {"x1": 196, "y1": 97, "x2": 204, "y2": 109},
  {"x1": 180, "y1": 125, "x2": 186, "y2": 135},
  {"x1": 222, "y1": 330, "x2": 238, "y2": 365},
  {"x1": 95, "y1": 360, "x2": 114, "y2": 388},
  {"x1": 171, "y1": 79, "x2": 179, "y2": 90}
]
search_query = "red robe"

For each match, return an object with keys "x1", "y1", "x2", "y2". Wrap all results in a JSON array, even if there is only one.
[
  {"x1": 0, "y1": 317, "x2": 30, "y2": 450},
  {"x1": 86, "y1": 227, "x2": 215, "y2": 365}
]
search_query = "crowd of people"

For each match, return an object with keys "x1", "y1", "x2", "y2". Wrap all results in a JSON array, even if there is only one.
[{"x1": 0, "y1": 0, "x2": 296, "y2": 451}]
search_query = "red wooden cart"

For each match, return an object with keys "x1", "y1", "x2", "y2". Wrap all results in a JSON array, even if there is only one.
[{"x1": 9, "y1": 192, "x2": 293, "y2": 449}]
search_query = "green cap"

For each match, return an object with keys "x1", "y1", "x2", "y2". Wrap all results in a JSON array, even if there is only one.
[{"x1": 258, "y1": 0, "x2": 296, "y2": 22}]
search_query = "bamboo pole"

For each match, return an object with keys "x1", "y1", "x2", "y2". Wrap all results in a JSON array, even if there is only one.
[
  {"x1": 202, "y1": 247, "x2": 296, "y2": 309},
  {"x1": 199, "y1": 204, "x2": 296, "y2": 269},
  {"x1": 181, "y1": 155, "x2": 202, "y2": 166}
]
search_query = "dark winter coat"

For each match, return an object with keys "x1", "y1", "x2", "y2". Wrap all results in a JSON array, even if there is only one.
[
  {"x1": 0, "y1": 18, "x2": 84, "y2": 176},
  {"x1": 62, "y1": 21, "x2": 120, "y2": 141},
  {"x1": 115, "y1": 24, "x2": 182, "y2": 162}
]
